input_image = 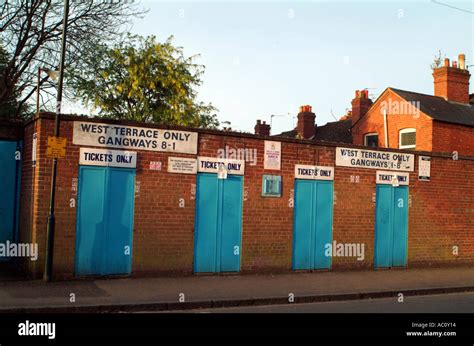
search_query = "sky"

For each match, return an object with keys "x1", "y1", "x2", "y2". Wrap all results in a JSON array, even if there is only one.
[{"x1": 65, "y1": 0, "x2": 474, "y2": 135}]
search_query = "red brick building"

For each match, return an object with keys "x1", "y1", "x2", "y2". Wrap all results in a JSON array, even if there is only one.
[
  {"x1": 276, "y1": 54, "x2": 474, "y2": 156},
  {"x1": 351, "y1": 54, "x2": 474, "y2": 155}
]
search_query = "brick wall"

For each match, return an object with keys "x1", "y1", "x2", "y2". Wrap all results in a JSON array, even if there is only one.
[
  {"x1": 18, "y1": 115, "x2": 474, "y2": 279},
  {"x1": 432, "y1": 121, "x2": 474, "y2": 156}
]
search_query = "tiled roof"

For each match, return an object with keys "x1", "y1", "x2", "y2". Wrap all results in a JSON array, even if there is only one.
[
  {"x1": 275, "y1": 119, "x2": 352, "y2": 143},
  {"x1": 390, "y1": 88, "x2": 474, "y2": 127}
]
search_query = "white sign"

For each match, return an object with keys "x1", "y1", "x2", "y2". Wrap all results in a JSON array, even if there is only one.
[
  {"x1": 295, "y1": 165, "x2": 334, "y2": 180},
  {"x1": 336, "y1": 147, "x2": 414, "y2": 172},
  {"x1": 264, "y1": 141, "x2": 281, "y2": 170},
  {"x1": 32, "y1": 132, "x2": 37, "y2": 167},
  {"x1": 197, "y1": 157, "x2": 245, "y2": 175},
  {"x1": 418, "y1": 156, "x2": 431, "y2": 181},
  {"x1": 168, "y1": 157, "x2": 197, "y2": 174},
  {"x1": 376, "y1": 171, "x2": 409, "y2": 186},
  {"x1": 73, "y1": 121, "x2": 198, "y2": 154},
  {"x1": 79, "y1": 148, "x2": 137, "y2": 168}
]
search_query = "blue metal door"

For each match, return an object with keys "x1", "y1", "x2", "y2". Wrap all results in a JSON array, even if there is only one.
[
  {"x1": 75, "y1": 167, "x2": 106, "y2": 275},
  {"x1": 194, "y1": 174, "x2": 219, "y2": 273},
  {"x1": 194, "y1": 173, "x2": 243, "y2": 273},
  {"x1": 0, "y1": 140, "x2": 21, "y2": 261},
  {"x1": 219, "y1": 175, "x2": 243, "y2": 272},
  {"x1": 374, "y1": 185, "x2": 393, "y2": 268},
  {"x1": 375, "y1": 185, "x2": 408, "y2": 268},
  {"x1": 293, "y1": 180, "x2": 334, "y2": 270},
  {"x1": 104, "y1": 168, "x2": 136, "y2": 275},
  {"x1": 392, "y1": 186, "x2": 409, "y2": 266},
  {"x1": 75, "y1": 166, "x2": 135, "y2": 276}
]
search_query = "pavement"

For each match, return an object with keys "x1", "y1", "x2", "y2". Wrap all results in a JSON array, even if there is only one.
[{"x1": 1, "y1": 267, "x2": 474, "y2": 313}]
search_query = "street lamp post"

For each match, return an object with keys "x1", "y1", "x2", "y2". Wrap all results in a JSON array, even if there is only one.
[
  {"x1": 43, "y1": 0, "x2": 70, "y2": 282},
  {"x1": 270, "y1": 114, "x2": 287, "y2": 135},
  {"x1": 36, "y1": 68, "x2": 59, "y2": 116}
]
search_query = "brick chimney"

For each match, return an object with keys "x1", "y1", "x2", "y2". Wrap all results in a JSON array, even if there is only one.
[
  {"x1": 433, "y1": 54, "x2": 471, "y2": 104},
  {"x1": 254, "y1": 119, "x2": 270, "y2": 136},
  {"x1": 296, "y1": 105, "x2": 316, "y2": 139},
  {"x1": 351, "y1": 89, "x2": 372, "y2": 125}
]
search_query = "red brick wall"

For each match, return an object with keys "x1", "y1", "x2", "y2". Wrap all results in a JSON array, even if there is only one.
[
  {"x1": 18, "y1": 115, "x2": 474, "y2": 279},
  {"x1": 352, "y1": 90, "x2": 433, "y2": 151},
  {"x1": 18, "y1": 120, "x2": 39, "y2": 277},
  {"x1": 432, "y1": 121, "x2": 474, "y2": 156}
]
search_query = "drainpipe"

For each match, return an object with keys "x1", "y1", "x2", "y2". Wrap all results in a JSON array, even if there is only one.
[{"x1": 383, "y1": 108, "x2": 389, "y2": 148}]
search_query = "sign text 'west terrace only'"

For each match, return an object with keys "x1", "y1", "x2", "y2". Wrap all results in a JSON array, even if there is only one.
[
  {"x1": 336, "y1": 147, "x2": 414, "y2": 172},
  {"x1": 73, "y1": 121, "x2": 198, "y2": 154}
]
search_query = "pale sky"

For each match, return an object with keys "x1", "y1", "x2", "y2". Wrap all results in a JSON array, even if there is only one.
[{"x1": 64, "y1": 0, "x2": 474, "y2": 135}]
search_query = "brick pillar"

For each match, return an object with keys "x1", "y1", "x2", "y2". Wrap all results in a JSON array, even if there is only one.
[
  {"x1": 351, "y1": 90, "x2": 372, "y2": 126},
  {"x1": 254, "y1": 120, "x2": 270, "y2": 136},
  {"x1": 296, "y1": 105, "x2": 316, "y2": 139}
]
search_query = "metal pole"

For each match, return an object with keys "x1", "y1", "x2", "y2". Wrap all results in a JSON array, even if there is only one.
[
  {"x1": 36, "y1": 67, "x2": 41, "y2": 116},
  {"x1": 44, "y1": 0, "x2": 69, "y2": 282}
]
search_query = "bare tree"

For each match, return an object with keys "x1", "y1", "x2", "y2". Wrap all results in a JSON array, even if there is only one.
[{"x1": 0, "y1": 0, "x2": 146, "y2": 118}]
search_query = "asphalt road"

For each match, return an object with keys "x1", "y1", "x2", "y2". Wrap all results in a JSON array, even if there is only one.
[{"x1": 163, "y1": 292, "x2": 474, "y2": 313}]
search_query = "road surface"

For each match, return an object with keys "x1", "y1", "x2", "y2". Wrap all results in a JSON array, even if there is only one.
[{"x1": 160, "y1": 292, "x2": 474, "y2": 313}]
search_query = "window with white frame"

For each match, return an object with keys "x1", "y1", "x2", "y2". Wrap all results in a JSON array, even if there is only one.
[
  {"x1": 399, "y1": 128, "x2": 416, "y2": 149},
  {"x1": 364, "y1": 133, "x2": 378, "y2": 147}
]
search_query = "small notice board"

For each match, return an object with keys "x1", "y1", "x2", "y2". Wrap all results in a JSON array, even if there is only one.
[
  {"x1": 46, "y1": 136, "x2": 67, "y2": 158},
  {"x1": 418, "y1": 156, "x2": 431, "y2": 181}
]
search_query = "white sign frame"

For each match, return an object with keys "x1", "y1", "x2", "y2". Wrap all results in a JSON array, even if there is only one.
[
  {"x1": 73, "y1": 121, "x2": 198, "y2": 154},
  {"x1": 264, "y1": 140, "x2": 281, "y2": 170},
  {"x1": 79, "y1": 148, "x2": 137, "y2": 168},
  {"x1": 168, "y1": 157, "x2": 197, "y2": 174},
  {"x1": 197, "y1": 157, "x2": 245, "y2": 175},
  {"x1": 336, "y1": 147, "x2": 414, "y2": 172},
  {"x1": 295, "y1": 165, "x2": 334, "y2": 181},
  {"x1": 418, "y1": 156, "x2": 431, "y2": 181},
  {"x1": 32, "y1": 132, "x2": 37, "y2": 167},
  {"x1": 376, "y1": 171, "x2": 409, "y2": 186}
]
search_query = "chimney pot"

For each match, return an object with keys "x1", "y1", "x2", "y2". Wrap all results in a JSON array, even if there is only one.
[
  {"x1": 444, "y1": 58, "x2": 450, "y2": 67},
  {"x1": 453, "y1": 61, "x2": 458, "y2": 68},
  {"x1": 459, "y1": 54, "x2": 466, "y2": 69}
]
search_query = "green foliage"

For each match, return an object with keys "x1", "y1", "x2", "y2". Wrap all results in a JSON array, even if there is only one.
[
  {"x1": 0, "y1": 0, "x2": 145, "y2": 118},
  {"x1": 71, "y1": 35, "x2": 219, "y2": 129},
  {"x1": 0, "y1": 45, "x2": 25, "y2": 118}
]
